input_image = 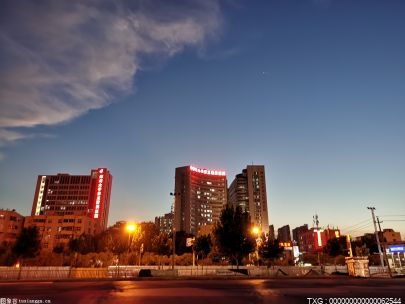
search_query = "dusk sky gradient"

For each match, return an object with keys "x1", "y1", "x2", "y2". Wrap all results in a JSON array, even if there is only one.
[{"x1": 1, "y1": 0, "x2": 404, "y2": 238}]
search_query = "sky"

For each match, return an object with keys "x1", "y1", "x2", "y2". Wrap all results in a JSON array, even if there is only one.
[{"x1": 0, "y1": 0, "x2": 404, "y2": 239}]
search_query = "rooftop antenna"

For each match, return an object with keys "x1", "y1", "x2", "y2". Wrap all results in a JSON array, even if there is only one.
[{"x1": 313, "y1": 214, "x2": 319, "y2": 229}]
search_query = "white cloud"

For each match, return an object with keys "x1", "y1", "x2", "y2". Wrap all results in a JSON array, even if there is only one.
[{"x1": 0, "y1": 0, "x2": 223, "y2": 146}]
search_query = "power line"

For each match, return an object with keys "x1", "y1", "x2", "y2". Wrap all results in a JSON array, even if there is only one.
[
  {"x1": 343, "y1": 222, "x2": 374, "y2": 236},
  {"x1": 341, "y1": 218, "x2": 371, "y2": 230}
]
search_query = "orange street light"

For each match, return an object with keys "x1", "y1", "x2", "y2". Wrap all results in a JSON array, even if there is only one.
[
  {"x1": 126, "y1": 223, "x2": 137, "y2": 233},
  {"x1": 251, "y1": 226, "x2": 260, "y2": 236},
  {"x1": 126, "y1": 223, "x2": 137, "y2": 253}
]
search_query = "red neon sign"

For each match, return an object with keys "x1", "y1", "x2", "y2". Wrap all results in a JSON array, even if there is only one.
[
  {"x1": 94, "y1": 168, "x2": 106, "y2": 219},
  {"x1": 190, "y1": 165, "x2": 226, "y2": 176}
]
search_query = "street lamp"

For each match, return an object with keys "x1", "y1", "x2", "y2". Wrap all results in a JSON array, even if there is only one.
[
  {"x1": 251, "y1": 226, "x2": 260, "y2": 236},
  {"x1": 251, "y1": 226, "x2": 261, "y2": 265},
  {"x1": 126, "y1": 223, "x2": 137, "y2": 253},
  {"x1": 170, "y1": 192, "x2": 181, "y2": 270}
]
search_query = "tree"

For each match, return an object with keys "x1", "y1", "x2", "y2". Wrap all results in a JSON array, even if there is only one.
[
  {"x1": 355, "y1": 244, "x2": 370, "y2": 257},
  {"x1": 152, "y1": 232, "x2": 172, "y2": 257},
  {"x1": 12, "y1": 226, "x2": 41, "y2": 263},
  {"x1": 0, "y1": 241, "x2": 14, "y2": 266},
  {"x1": 193, "y1": 234, "x2": 212, "y2": 261},
  {"x1": 68, "y1": 234, "x2": 96, "y2": 255},
  {"x1": 213, "y1": 205, "x2": 256, "y2": 267},
  {"x1": 323, "y1": 236, "x2": 348, "y2": 257},
  {"x1": 323, "y1": 238, "x2": 342, "y2": 257},
  {"x1": 138, "y1": 222, "x2": 160, "y2": 253},
  {"x1": 259, "y1": 239, "x2": 284, "y2": 266},
  {"x1": 174, "y1": 231, "x2": 193, "y2": 255}
]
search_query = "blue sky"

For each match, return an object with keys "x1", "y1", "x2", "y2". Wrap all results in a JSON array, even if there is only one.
[{"x1": 1, "y1": 0, "x2": 404, "y2": 238}]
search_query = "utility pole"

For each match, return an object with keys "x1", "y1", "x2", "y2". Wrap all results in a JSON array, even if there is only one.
[
  {"x1": 367, "y1": 207, "x2": 384, "y2": 267},
  {"x1": 376, "y1": 216, "x2": 392, "y2": 277},
  {"x1": 170, "y1": 192, "x2": 180, "y2": 271}
]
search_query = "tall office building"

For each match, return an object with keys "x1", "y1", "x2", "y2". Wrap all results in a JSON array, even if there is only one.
[
  {"x1": 173, "y1": 165, "x2": 227, "y2": 235},
  {"x1": 31, "y1": 168, "x2": 112, "y2": 233},
  {"x1": 228, "y1": 165, "x2": 269, "y2": 233},
  {"x1": 277, "y1": 224, "x2": 292, "y2": 242}
]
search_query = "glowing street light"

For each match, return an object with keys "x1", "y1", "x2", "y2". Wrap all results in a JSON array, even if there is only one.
[
  {"x1": 251, "y1": 226, "x2": 260, "y2": 236},
  {"x1": 251, "y1": 226, "x2": 261, "y2": 266},
  {"x1": 126, "y1": 223, "x2": 137, "y2": 253},
  {"x1": 126, "y1": 223, "x2": 136, "y2": 233}
]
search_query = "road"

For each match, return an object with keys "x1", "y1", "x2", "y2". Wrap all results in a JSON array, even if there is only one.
[{"x1": 0, "y1": 278, "x2": 404, "y2": 304}]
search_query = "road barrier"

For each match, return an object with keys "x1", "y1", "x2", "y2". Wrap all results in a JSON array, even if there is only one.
[{"x1": 0, "y1": 265, "x2": 402, "y2": 281}]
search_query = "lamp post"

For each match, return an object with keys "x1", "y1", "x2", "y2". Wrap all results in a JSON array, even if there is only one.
[
  {"x1": 251, "y1": 226, "x2": 260, "y2": 265},
  {"x1": 170, "y1": 192, "x2": 181, "y2": 270},
  {"x1": 126, "y1": 223, "x2": 137, "y2": 256}
]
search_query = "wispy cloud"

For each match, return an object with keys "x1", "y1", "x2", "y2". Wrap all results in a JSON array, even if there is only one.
[{"x1": 0, "y1": 0, "x2": 223, "y2": 147}]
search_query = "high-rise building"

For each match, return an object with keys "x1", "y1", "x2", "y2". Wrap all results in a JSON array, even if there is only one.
[
  {"x1": 228, "y1": 165, "x2": 269, "y2": 233},
  {"x1": 31, "y1": 168, "x2": 112, "y2": 233},
  {"x1": 277, "y1": 225, "x2": 292, "y2": 242},
  {"x1": 173, "y1": 165, "x2": 227, "y2": 235},
  {"x1": 292, "y1": 224, "x2": 309, "y2": 246}
]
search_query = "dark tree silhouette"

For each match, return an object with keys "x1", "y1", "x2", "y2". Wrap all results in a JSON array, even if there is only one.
[
  {"x1": 152, "y1": 232, "x2": 172, "y2": 257},
  {"x1": 68, "y1": 234, "x2": 96, "y2": 255},
  {"x1": 12, "y1": 226, "x2": 41, "y2": 263},
  {"x1": 259, "y1": 239, "x2": 284, "y2": 266},
  {"x1": 214, "y1": 205, "x2": 256, "y2": 267},
  {"x1": 193, "y1": 234, "x2": 212, "y2": 261},
  {"x1": 174, "y1": 231, "x2": 193, "y2": 255}
]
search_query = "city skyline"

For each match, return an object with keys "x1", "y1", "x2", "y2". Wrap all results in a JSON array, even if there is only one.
[{"x1": 0, "y1": 0, "x2": 404, "y2": 238}]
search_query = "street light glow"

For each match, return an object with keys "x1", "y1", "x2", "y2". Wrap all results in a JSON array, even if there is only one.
[
  {"x1": 251, "y1": 226, "x2": 260, "y2": 235},
  {"x1": 126, "y1": 223, "x2": 136, "y2": 232}
]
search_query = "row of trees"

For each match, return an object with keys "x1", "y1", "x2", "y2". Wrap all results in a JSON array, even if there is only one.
[
  {"x1": 0, "y1": 205, "x2": 381, "y2": 267},
  {"x1": 0, "y1": 206, "x2": 285, "y2": 267}
]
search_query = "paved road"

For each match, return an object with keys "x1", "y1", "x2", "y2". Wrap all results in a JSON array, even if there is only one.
[{"x1": 0, "y1": 278, "x2": 404, "y2": 304}]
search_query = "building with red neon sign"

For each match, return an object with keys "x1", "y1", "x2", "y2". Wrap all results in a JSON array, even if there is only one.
[
  {"x1": 299, "y1": 227, "x2": 341, "y2": 253},
  {"x1": 173, "y1": 165, "x2": 227, "y2": 235},
  {"x1": 28, "y1": 168, "x2": 112, "y2": 250}
]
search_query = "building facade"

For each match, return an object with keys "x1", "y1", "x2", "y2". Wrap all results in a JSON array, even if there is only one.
[
  {"x1": 31, "y1": 168, "x2": 112, "y2": 233},
  {"x1": 292, "y1": 224, "x2": 309, "y2": 246},
  {"x1": 228, "y1": 165, "x2": 269, "y2": 233},
  {"x1": 24, "y1": 215, "x2": 98, "y2": 250},
  {"x1": 155, "y1": 212, "x2": 173, "y2": 235},
  {"x1": 277, "y1": 225, "x2": 292, "y2": 242},
  {"x1": 382, "y1": 229, "x2": 402, "y2": 244},
  {"x1": 299, "y1": 227, "x2": 341, "y2": 253},
  {"x1": 173, "y1": 165, "x2": 227, "y2": 235},
  {"x1": 0, "y1": 209, "x2": 25, "y2": 244}
]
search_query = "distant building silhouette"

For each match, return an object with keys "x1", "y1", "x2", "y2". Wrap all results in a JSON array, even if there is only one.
[
  {"x1": 155, "y1": 212, "x2": 173, "y2": 235},
  {"x1": 292, "y1": 224, "x2": 309, "y2": 247},
  {"x1": 277, "y1": 225, "x2": 292, "y2": 242},
  {"x1": 268, "y1": 224, "x2": 275, "y2": 240}
]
